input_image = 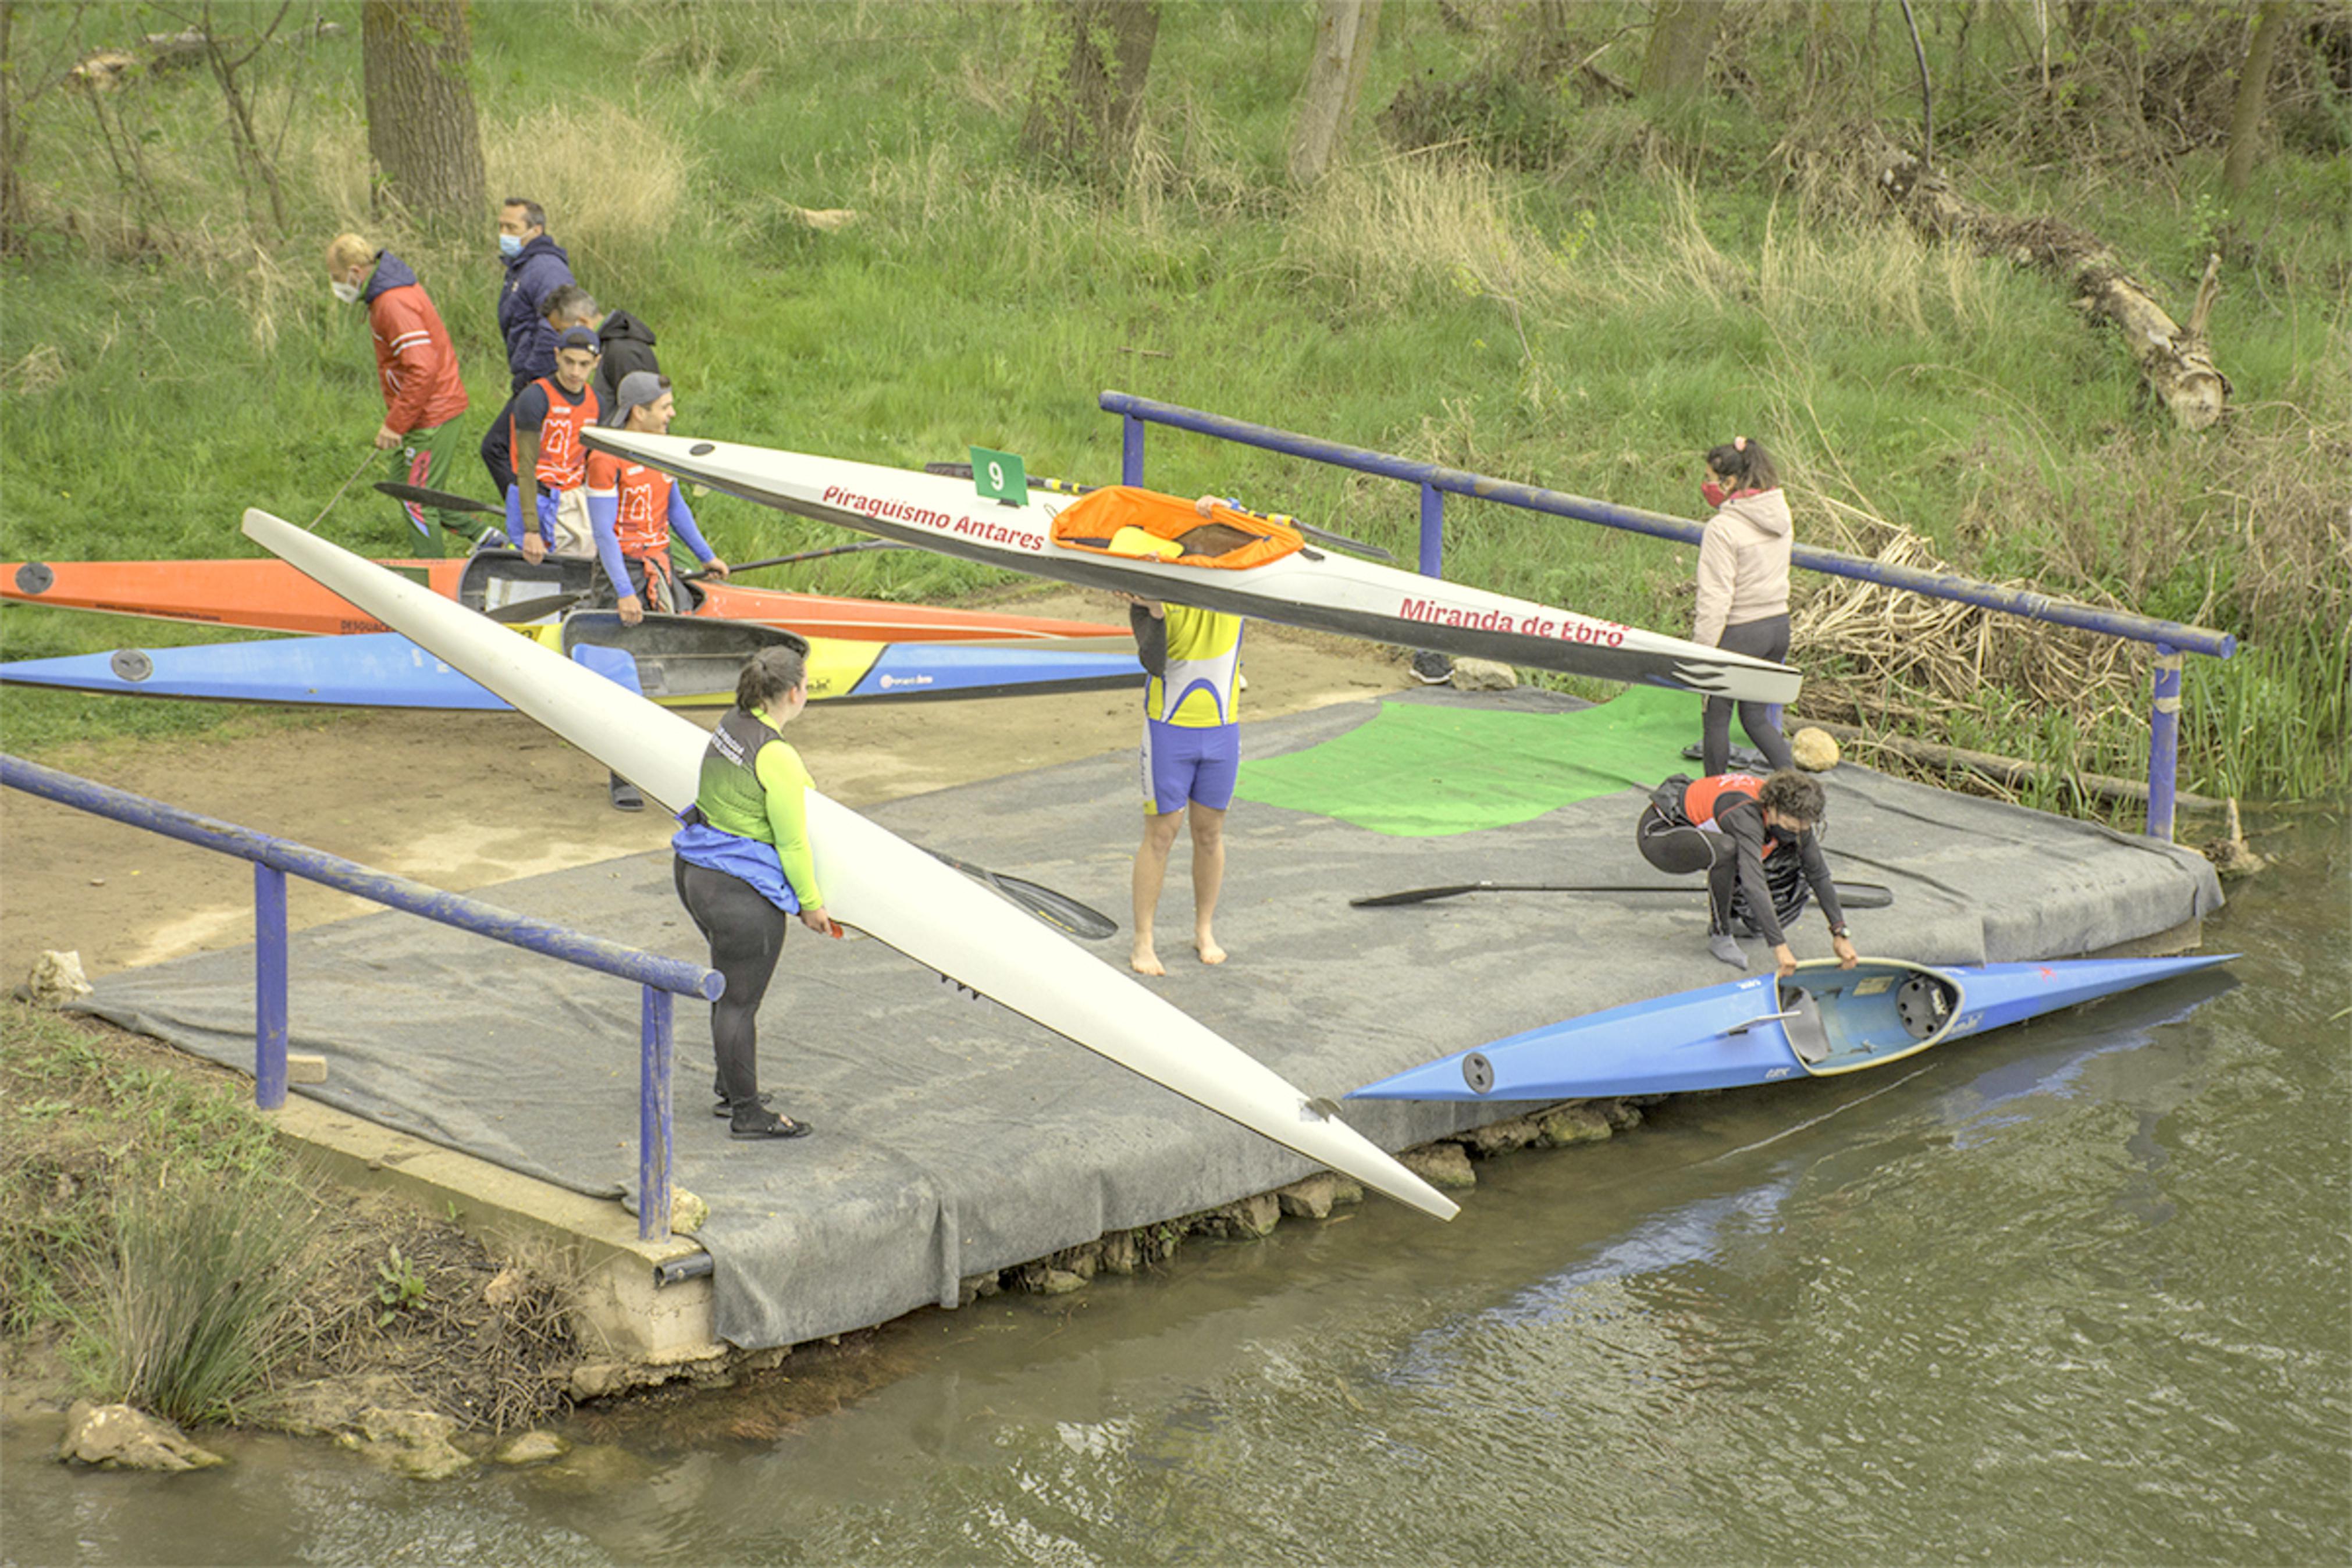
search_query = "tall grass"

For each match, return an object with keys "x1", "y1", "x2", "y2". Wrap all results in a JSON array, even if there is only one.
[
  {"x1": 84, "y1": 1163, "x2": 325, "y2": 1426},
  {"x1": 1, "y1": 1, "x2": 2343, "y2": 801}
]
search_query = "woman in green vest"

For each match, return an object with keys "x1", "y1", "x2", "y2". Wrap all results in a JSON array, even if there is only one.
[{"x1": 670, "y1": 644, "x2": 838, "y2": 1139}]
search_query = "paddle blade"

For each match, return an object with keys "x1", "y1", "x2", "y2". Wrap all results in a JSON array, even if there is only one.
[
  {"x1": 375, "y1": 480, "x2": 501, "y2": 516},
  {"x1": 1348, "y1": 885, "x2": 1488, "y2": 908}
]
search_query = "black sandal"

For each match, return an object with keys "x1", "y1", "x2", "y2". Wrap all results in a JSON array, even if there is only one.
[{"x1": 730, "y1": 1110, "x2": 812, "y2": 1141}]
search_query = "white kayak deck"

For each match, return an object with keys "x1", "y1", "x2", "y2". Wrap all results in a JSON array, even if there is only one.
[{"x1": 77, "y1": 691, "x2": 2221, "y2": 1350}]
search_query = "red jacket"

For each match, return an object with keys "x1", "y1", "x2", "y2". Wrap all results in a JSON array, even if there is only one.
[{"x1": 363, "y1": 252, "x2": 468, "y2": 436}]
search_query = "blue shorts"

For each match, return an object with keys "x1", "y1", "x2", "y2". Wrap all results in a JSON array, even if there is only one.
[{"x1": 1141, "y1": 719, "x2": 1240, "y2": 815}]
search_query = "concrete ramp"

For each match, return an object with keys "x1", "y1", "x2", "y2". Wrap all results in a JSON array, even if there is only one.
[{"x1": 77, "y1": 692, "x2": 2221, "y2": 1349}]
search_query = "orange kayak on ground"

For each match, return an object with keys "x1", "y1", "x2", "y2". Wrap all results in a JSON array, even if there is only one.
[{"x1": 1, "y1": 552, "x2": 1124, "y2": 644}]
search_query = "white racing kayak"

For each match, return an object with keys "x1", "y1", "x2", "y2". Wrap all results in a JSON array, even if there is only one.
[
  {"x1": 241, "y1": 509, "x2": 1457, "y2": 1221},
  {"x1": 580, "y1": 432, "x2": 1802, "y2": 706}
]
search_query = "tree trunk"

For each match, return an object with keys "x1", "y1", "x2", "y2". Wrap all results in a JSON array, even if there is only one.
[
  {"x1": 361, "y1": 0, "x2": 486, "y2": 231},
  {"x1": 1, "y1": 4, "x2": 26, "y2": 253},
  {"x1": 1020, "y1": 0, "x2": 1161, "y2": 177},
  {"x1": 1289, "y1": 0, "x2": 1380, "y2": 186},
  {"x1": 1872, "y1": 136, "x2": 2230, "y2": 430},
  {"x1": 2221, "y1": 0, "x2": 2288, "y2": 197},
  {"x1": 1639, "y1": 0, "x2": 1726, "y2": 97}
]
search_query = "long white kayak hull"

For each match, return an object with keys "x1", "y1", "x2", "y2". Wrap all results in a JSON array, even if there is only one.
[
  {"x1": 579, "y1": 433, "x2": 1802, "y2": 707},
  {"x1": 241, "y1": 509, "x2": 1456, "y2": 1221}
]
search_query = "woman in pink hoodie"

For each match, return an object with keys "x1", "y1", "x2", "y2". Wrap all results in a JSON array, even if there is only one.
[{"x1": 1692, "y1": 436, "x2": 1796, "y2": 776}]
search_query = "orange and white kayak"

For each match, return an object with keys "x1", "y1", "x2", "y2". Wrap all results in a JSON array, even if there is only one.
[
  {"x1": 1, "y1": 550, "x2": 1124, "y2": 645},
  {"x1": 582, "y1": 433, "x2": 1804, "y2": 705}
]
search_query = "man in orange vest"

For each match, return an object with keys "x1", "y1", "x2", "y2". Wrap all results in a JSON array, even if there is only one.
[
  {"x1": 503, "y1": 326, "x2": 601, "y2": 562},
  {"x1": 584, "y1": 372, "x2": 730, "y2": 625},
  {"x1": 324, "y1": 233, "x2": 469, "y2": 554},
  {"x1": 1637, "y1": 769, "x2": 1860, "y2": 976}
]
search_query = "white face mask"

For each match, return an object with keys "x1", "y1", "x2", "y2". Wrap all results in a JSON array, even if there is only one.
[{"x1": 330, "y1": 279, "x2": 363, "y2": 304}]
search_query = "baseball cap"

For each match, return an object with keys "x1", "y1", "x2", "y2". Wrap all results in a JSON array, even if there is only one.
[
  {"x1": 555, "y1": 326, "x2": 599, "y2": 352},
  {"x1": 606, "y1": 370, "x2": 671, "y2": 427}
]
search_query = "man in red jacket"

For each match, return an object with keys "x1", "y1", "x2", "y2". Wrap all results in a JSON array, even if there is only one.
[{"x1": 326, "y1": 233, "x2": 471, "y2": 555}]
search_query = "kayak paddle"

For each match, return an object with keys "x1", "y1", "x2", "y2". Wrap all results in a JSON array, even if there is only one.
[
  {"x1": 1351, "y1": 881, "x2": 1896, "y2": 910},
  {"x1": 376, "y1": 480, "x2": 502, "y2": 516},
  {"x1": 683, "y1": 540, "x2": 910, "y2": 579}
]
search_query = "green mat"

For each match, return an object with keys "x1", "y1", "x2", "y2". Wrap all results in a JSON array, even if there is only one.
[{"x1": 1234, "y1": 686, "x2": 1700, "y2": 837}]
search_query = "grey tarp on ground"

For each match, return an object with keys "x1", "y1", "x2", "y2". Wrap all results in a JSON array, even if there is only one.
[{"x1": 77, "y1": 691, "x2": 2222, "y2": 1349}]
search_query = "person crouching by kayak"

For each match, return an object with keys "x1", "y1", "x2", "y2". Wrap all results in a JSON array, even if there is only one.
[
  {"x1": 1636, "y1": 769, "x2": 1858, "y2": 977},
  {"x1": 671, "y1": 645, "x2": 839, "y2": 1139},
  {"x1": 585, "y1": 372, "x2": 730, "y2": 625},
  {"x1": 1119, "y1": 497, "x2": 1245, "y2": 977},
  {"x1": 1693, "y1": 436, "x2": 1798, "y2": 777}
]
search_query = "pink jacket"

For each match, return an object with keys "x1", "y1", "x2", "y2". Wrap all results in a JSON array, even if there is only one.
[{"x1": 1693, "y1": 489, "x2": 1792, "y2": 647}]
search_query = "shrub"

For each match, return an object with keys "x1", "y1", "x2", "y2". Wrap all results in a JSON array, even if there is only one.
[{"x1": 81, "y1": 1162, "x2": 325, "y2": 1427}]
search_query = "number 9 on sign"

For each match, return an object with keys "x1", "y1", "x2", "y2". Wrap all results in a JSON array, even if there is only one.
[{"x1": 968, "y1": 445, "x2": 1027, "y2": 505}]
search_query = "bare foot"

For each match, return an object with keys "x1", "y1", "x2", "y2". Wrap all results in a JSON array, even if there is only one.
[
  {"x1": 1130, "y1": 945, "x2": 1166, "y2": 977},
  {"x1": 1196, "y1": 934, "x2": 1226, "y2": 965}
]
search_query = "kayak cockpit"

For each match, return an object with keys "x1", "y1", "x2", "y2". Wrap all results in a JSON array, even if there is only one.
[{"x1": 1780, "y1": 959, "x2": 1965, "y2": 1078}]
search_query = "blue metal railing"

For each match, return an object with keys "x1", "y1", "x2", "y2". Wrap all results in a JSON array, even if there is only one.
[
  {"x1": 1104, "y1": 391, "x2": 2235, "y2": 840},
  {"x1": 2, "y1": 754, "x2": 720, "y2": 1242}
]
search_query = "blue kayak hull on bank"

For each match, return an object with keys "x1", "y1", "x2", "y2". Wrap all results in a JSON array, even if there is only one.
[
  {"x1": 1346, "y1": 953, "x2": 2236, "y2": 1103},
  {"x1": 0, "y1": 625, "x2": 1145, "y2": 710}
]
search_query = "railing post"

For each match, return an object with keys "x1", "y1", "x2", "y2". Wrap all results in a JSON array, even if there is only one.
[
  {"x1": 639, "y1": 985, "x2": 674, "y2": 1242},
  {"x1": 1122, "y1": 413, "x2": 1145, "y2": 486},
  {"x1": 2148, "y1": 644, "x2": 2182, "y2": 842},
  {"x1": 1418, "y1": 482, "x2": 1444, "y2": 579},
  {"x1": 253, "y1": 863, "x2": 288, "y2": 1110}
]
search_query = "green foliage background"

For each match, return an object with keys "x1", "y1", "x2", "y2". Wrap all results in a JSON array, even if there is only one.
[{"x1": 1, "y1": 0, "x2": 2344, "y2": 807}]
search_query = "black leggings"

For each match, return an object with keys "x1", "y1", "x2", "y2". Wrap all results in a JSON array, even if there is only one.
[
  {"x1": 674, "y1": 857, "x2": 788, "y2": 1109},
  {"x1": 1703, "y1": 614, "x2": 1796, "y2": 777}
]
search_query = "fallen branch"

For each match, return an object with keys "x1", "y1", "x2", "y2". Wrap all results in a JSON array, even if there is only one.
[
  {"x1": 1804, "y1": 719, "x2": 2223, "y2": 814},
  {"x1": 1869, "y1": 134, "x2": 2230, "y2": 430}
]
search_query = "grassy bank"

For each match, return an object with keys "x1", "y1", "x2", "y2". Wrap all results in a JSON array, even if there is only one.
[
  {"x1": 0, "y1": 1001, "x2": 577, "y2": 1433},
  {"x1": 2, "y1": 1, "x2": 2344, "y2": 807}
]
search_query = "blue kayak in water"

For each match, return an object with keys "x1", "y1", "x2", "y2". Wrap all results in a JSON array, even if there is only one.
[
  {"x1": 1346, "y1": 954, "x2": 2236, "y2": 1103},
  {"x1": 0, "y1": 613, "x2": 1145, "y2": 710}
]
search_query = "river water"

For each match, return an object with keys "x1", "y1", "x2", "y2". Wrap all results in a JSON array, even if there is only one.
[{"x1": 5, "y1": 811, "x2": 2345, "y2": 1566}]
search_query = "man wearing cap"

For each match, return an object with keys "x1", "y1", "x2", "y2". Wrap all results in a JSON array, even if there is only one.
[
  {"x1": 585, "y1": 372, "x2": 729, "y2": 626},
  {"x1": 504, "y1": 326, "x2": 602, "y2": 561},
  {"x1": 481, "y1": 284, "x2": 598, "y2": 500},
  {"x1": 323, "y1": 232, "x2": 469, "y2": 554}
]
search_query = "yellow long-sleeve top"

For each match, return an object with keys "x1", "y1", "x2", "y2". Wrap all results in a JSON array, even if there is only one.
[{"x1": 692, "y1": 707, "x2": 824, "y2": 908}]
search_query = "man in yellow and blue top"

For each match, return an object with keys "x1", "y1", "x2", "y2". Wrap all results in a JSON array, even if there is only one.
[{"x1": 1123, "y1": 496, "x2": 1246, "y2": 977}]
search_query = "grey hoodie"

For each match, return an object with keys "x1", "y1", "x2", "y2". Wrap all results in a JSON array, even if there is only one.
[{"x1": 1693, "y1": 489, "x2": 1793, "y2": 647}]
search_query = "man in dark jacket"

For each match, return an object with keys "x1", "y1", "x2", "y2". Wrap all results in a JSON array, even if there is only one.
[
  {"x1": 496, "y1": 198, "x2": 575, "y2": 394},
  {"x1": 592, "y1": 309, "x2": 660, "y2": 416}
]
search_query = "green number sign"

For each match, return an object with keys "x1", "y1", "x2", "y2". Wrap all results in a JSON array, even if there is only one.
[{"x1": 969, "y1": 446, "x2": 1027, "y2": 505}]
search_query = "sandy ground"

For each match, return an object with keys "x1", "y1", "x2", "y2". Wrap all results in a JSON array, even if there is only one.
[{"x1": 0, "y1": 590, "x2": 1408, "y2": 983}]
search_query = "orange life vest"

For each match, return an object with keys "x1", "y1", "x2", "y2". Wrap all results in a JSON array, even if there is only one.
[
  {"x1": 1682, "y1": 773, "x2": 1764, "y2": 830},
  {"x1": 523, "y1": 378, "x2": 599, "y2": 491},
  {"x1": 1051, "y1": 487, "x2": 1305, "y2": 572},
  {"x1": 585, "y1": 449, "x2": 672, "y2": 558}
]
